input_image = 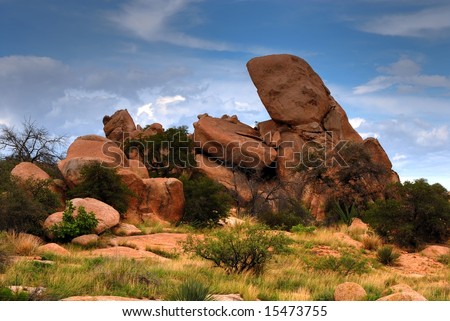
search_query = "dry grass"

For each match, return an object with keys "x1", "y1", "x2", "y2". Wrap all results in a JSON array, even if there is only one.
[
  {"x1": 362, "y1": 234, "x2": 382, "y2": 251},
  {"x1": 5, "y1": 232, "x2": 43, "y2": 256}
]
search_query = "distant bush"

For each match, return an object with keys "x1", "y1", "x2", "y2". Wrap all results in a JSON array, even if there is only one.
[
  {"x1": 180, "y1": 174, "x2": 233, "y2": 227},
  {"x1": 258, "y1": 199, "x2": 314, "y2": 231},
  {"x1": 361, "y1": 234, "x2": 382, "y2": 251},
  {"x1": 167, "y1": 280, "x2": 213, "y2": 301},
  {"x1": 183, "y1": 224, "x2": 292, "y2": 275},
  {"x1": 364, "y1": 179, "x2": 450, "y2": 248},
  {"x1": 376, "y1": 246, "x2": 400, "y2": 266},
  {"x1": 291, "y1": 224, "x2": 316, "y2": 234},
  {"x1": 68, "y1": 162, "x2": 133, "y2": 215},
  {"x1": 124, "y1": 126, "x2": 195, "y2": 178},
  {"x1": 49, "y1": 201, "x2": 98, "y2": 242}
]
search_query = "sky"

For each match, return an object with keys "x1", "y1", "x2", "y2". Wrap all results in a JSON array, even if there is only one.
[{"x1": 0, "y1": 0, "x2": 449, "y2": 188}]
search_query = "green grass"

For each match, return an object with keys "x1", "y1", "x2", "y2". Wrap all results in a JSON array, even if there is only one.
[{"x1": 0, "y1": 225, "x2": 448, "y2": 301}]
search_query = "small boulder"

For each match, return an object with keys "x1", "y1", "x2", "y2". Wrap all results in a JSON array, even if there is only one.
[
  {"x1": 112, "y1": 223, "x2": 142, "y2": 236},
  {"x1": 420, "y1": 245, "x2": 449, "y2": 259},
  {"x1": 348, "y1": 218, "x2": 369, "y2": 234},
  {"x1": 334, "y1": 282, "x2": 367, "y2": 301},
  {"x1": 44, "y1": 198, "x2": 120, "y2": 236},
  {"x1": 378, "y1": 284, "x2": 427, "y2": 301},
  {"x1": 211, "y1": 294, "x2": 244, "y2": 301},
  {"x1": 103, "y1": 109, "x2": 137, "y2": 142},
  {"x1": 71, "y1": 234, "x2": 99, "y2": 247},
  {"x1": 11, "y1": 162, "x2": 50, "y2": 182},
  {"x1": 37, "y1": 243, "x2": 69, "y2": 256}
]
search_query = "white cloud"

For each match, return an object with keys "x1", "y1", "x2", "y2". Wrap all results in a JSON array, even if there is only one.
[
  {"x1": 416, "y1": 125, "x2": 449, "y2": 147},
  {"x1": 393, "y1": 153, "x2": 407, "y2": 161},
  {"x1": 137, "y1": 103, "x2": 154, "y2": 118},
  {"x1": 360, "y1": 5, "x2": 450, "y2": 37},
  {"x1": 349, "y1": 117, "x2": 366, "y2": 129},
  {"x1": 353, "y1": 57, "x2": 450, "y2": 95},
  {"x1": 108, "y1": 0, "x2": 232, "y2": 51}
]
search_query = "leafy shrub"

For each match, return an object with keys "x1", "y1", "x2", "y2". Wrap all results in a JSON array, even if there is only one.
[
  {"x1": 125, "y1": 126, "x2": 195, "y2": 178},
  {"x1": 291, "y1": 224, "x2": 316, "y2": 234},
  {"x1": 332, "y1": 202, "x2": 358, "y2": 226},
  {"x1": 167, "y1": 280, "x2": 213, "y2": 301},
  {"x1": 258, "y1": 199, "x2": 313, "y2": 231},
  {"x1": 0, "y1": 159, "x2": 60, "y2": 236},
  {"x1": 364, "y1": 179, "x2": 450, "y2": 248},
  {"x1": 310, "y1": 254, "x2": 370, "y2": 276},
  {"x1": 183, "y1": 224, "x2": 292, "y2": 275},
  {"x1": 68, "y1": 162, "x2": 133, "y2": 215},
  {"x1": 180, "y1": 174, "x2": 233, "y2": 227},
  {"x1": 49, "y1": 201, "x2": 98, "y2": 242},
  {"x1": 376, "y1": 246, "x2": 400, "y2": 266}
]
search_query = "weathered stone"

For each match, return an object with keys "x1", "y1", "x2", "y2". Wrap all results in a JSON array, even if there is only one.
[
  {"x1": 44, "y1": 198, "x2": 120, "y2": 236},
  {"x1": 103, "y1": 109, "x2": 136, "y2": 142},
  {"x1": 348, "y1": 218, "x2": 369, "y2": 234},
  {"x1": 71, "y1": 234, "x2": 99, "y2": 246},
  {"x1": 11, "y1": 162, "x2": 50, "y2": 182},
  {"x1": 193, "y1": 114, "x2": 277, "y2": 170},
  {"x1": 37, "y1": 243, "x2": 69, "y2": 256},
  {"x1": 57, "y1": 135, "x2": 127, "y2": 187},
  {"x1": 378, "y1": 284, "x2": 427, "y2": 301},
  {"x1": 247, "y1": 54, "x2": 332, "y2": 125},
  {"x1": 112, "y1": 223, "x2": 142, "y2": 236},
  {"x1": 421, "y1": 245, "x2": 450, "y2": 259},
  {"x1": 334, "y1": 282, "x2": 367, "y2": 301}
]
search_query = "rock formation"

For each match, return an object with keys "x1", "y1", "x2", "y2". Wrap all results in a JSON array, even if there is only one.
[{"x1": 193, "y1": 54, "x2": 398, "y2": 219}]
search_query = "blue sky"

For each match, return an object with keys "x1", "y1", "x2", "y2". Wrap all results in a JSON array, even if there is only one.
[{"x1": 0, "y1": 0, "x2": 449, "y2": 188}]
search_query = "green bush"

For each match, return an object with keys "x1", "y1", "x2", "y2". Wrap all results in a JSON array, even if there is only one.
[
  {"x1": 167, "y1": 280, "x2": 213, "y2": 301},
  {"x1": 257, "y1": 199, "x2": 313, "y2": 231},
  {"x1": 68, "y1": 162, "x2": 133, "y2": 215},
  {"x1": 376, "y1": 246, "x2": 400, "y2": 266},
  {"x1": 0, "y1": 159, "x2": 60, "y2": 236},
  {"x1": 180, "y1": 174, "x2": 233, "y2": 227},
  {"x1": 183, "y1": 224, "x2": 292, "y2": 275},
  {"x1": 290, "y1": 224, "x2": 316, "y2": 234},
  {"x1": 309, "y1": 254, "x2": 370, "y2": 276},
  {"x1": 125, "y1": 126, "x2": 195, "y2": 178},
  {"x1": 49, "y1": 201, "x2": 98, "y2": 242},
  {"x1": 364, "y1": 179, "x2": 450, "y2": 248}
]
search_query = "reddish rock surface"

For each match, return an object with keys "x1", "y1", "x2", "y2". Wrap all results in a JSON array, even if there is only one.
[{"x1": 11, "y1": 162, "x2": 50, "y2": 181}]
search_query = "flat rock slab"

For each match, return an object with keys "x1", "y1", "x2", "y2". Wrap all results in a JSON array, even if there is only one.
[
  {"x1": 111, "y1": 233, "x2": 189, "y2": 251},
  {"x1": 85, "y1": 246, "x2": 169, "y2": 262}
]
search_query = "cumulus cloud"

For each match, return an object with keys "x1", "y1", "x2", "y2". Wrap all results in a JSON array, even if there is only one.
[
  {"x1": 349, "y1": 117, "x2": 366, "y2": 129},
  {"x1": 353, "y1": 57, "x2": 450, "y2": 95},
  {"x1": 108, "y1": 0, "x2": 232, "y2": 51},
  {"x1": 360, "y1": 5, "x2": 450, "y2": 37}
]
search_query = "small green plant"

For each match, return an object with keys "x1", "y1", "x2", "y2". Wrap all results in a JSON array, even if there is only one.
[
  {"x1": 167, "y1": 280, "x2": 213, "y2": 301},
  {"x1": 49, "y1": 201, "x2": 98, "y2": 242},
  {"x1": 183, "y1": 224, "x2": 292, "y2": 275},
  {"x1": 291, "y1": 224, "x2": 316, "y2": 234},
  {"x1": 0, "y1": 287, "x2": 29, "y2": 301},
  {"x1": 333, "y1": 202, "x2": 358, "y2": 226},
  {"x1": 437, "y1": 254, "x2": 449, "y2": 266},
  {"x1": 310, "y1": 254, "x2": 370, "y2": 276},
  {"x1": 376, "y1": 246, "x2": 400, "y2": 266}
]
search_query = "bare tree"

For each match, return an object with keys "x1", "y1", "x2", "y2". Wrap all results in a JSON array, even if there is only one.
[{"x1": 0, "y1": 118, "x2": 66, "y2": 163}]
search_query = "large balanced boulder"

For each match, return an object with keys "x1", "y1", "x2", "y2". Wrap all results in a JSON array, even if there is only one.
[
  {"x1": 44, "y1": 198, "x2": 120, "y2": 236},
  {"x1": 11, "y1": 162, "x2": 50, "y2": 181},
  {"x1": 193, "y1": 114, "x2": 277, "y2": 170},
  {"x1": 247, "y1": 54, "x2": 332, "y2": 126},
  {"x1": 57, "y1": 135, "x2": 127, "y2": 187}
]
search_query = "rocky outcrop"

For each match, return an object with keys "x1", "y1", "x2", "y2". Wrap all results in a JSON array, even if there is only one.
[
  {"x1": 192, "y1": 54, "x2": 398, "y2": 219},
  {"x1": 378, "y1": 284, "x2": 427, "y2": 301},
  {"x1": 71, "y1": 234, "x2": 99, "y2": 247},
  {"x1": 103, "y1": 109, "x2": 136, "y2": 142},
  {"x1": 11, "y1": 162, "x2": 50, "y2": 182},
  {"x1": 44, "y1": 198, "x2": 120, "y2": 236},
  {"x1": 58, "y1": 135, "x2": 127, "y2": 187},
  {"x1": 193, "y1": 114, "x2": 277, "y2": 170},
  {"x1": 334, "y1": 282, "x2": 367, "y2": 301},
  {"x1": 420, "y1": 245, "x2": 449, "y2": 259},
  {"x1": 112, "y1": 223, "x2": 142, "y2": 236},
  {"x1": 37, "y1": 243, "x2": 69, "y2": 256}
]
